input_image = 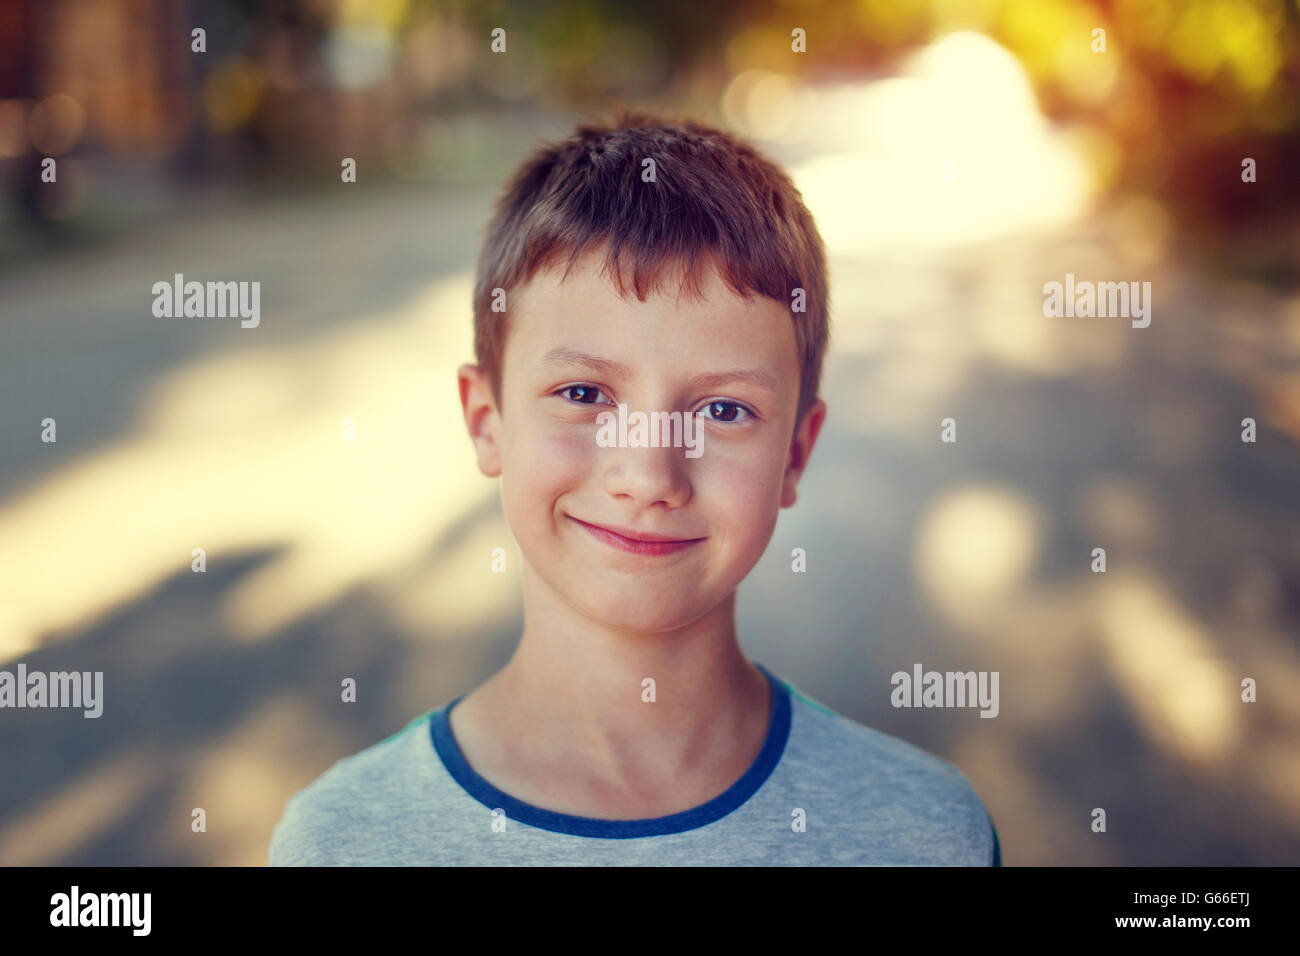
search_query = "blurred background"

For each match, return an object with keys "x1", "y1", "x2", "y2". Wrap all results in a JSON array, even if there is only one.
[{"x1": 2, "y1": 0, "x2": 1299, "y2": 865}]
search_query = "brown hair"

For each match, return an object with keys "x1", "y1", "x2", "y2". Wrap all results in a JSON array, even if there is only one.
[{"x1": 472, "y1": 106, "x2": 830, "y2": 430}]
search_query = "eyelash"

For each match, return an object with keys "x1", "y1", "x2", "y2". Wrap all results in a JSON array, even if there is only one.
[{"x1": 554, "y1": 385, "x2": 756, "y2": 423}]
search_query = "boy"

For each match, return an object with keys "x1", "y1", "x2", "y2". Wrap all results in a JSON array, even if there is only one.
[{"x1": 269, "y1": 108, "x2": 1001, "y2": 865}]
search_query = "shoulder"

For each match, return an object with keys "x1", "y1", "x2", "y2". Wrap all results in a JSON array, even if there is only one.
[
  {"x1": 268, "y1": 711, "x2": 432, "y2": 866},
  {"x1": 779, "y1": 679, "x2": 997, "y2": 864}
]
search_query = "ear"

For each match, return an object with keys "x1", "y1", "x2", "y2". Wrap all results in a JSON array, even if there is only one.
[
  {"x1": 458, "y1": 363, "x2": 503, "y2": 478},
  {"x1": 780, "y1": 398, "x2": 826, "y2": 509}
]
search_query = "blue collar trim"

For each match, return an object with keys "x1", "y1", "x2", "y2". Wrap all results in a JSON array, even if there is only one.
[{"x1": 429, "y1": 662, "x2": 791, "y2": 839}]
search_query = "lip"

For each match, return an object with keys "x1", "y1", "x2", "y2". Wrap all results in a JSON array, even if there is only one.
[{"x1": 568, "y1": 516, "x2": 705, "y2": 556}]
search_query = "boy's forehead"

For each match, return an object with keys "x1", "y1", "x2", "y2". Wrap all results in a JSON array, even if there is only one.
[
  {"x1": 508, "y1": 250, "x2": 796, "y2": 358},
  {"x1": 500, "y1": 251, "x2": 800, "y2": 403}
]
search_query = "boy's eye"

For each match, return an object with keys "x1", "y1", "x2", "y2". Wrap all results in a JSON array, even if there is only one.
[
  {"x1": 558, "y1": 384, "x2": 613, "y2": 405},
  {"x1": 695, "y1": 400, "x2": 752, "y2": 423}
]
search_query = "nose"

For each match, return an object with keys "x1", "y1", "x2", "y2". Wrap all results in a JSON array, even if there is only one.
[{"x1": 599, "y1": 440, "x2": 694, "y2": 509}]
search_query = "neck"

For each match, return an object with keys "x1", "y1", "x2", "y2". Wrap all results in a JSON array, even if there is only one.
[{"x1": 483, "y1": 561, "x2": 769, "y2": 784}]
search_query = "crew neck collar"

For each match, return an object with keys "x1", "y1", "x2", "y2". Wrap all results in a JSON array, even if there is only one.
[{"x1": 429, "y1": 662, "x2": 791, "y2": 838}]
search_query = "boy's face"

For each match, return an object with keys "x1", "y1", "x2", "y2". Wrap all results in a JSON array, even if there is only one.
[{"x1": 459, "y1": 250, "x2": 826, "y2": 633}]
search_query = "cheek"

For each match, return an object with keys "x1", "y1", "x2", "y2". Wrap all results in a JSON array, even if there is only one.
[
  {"x1": 695, "y1": 442, "x2": 785, "y2": 537},
  {"x1": 501, "y1": 419, "x2": 597, "y2": 519}
]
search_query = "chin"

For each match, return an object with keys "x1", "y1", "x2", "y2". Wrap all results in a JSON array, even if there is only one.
[{"x1": 573, "y1": 590, "x2": 709, "y2": 634}]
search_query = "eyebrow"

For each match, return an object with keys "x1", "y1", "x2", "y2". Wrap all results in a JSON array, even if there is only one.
[{"x1": 541, "y1": 346, "x2": 781, "y2": 394}]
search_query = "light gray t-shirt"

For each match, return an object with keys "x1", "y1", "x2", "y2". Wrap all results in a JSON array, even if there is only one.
[{"x1": 269, "y1": 662, "x2": 1001, "y2": 865}]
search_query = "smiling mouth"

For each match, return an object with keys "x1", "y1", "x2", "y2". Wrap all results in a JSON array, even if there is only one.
[{"x1": 567, "y1": 516, "x2": 705, "y2": 556}]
